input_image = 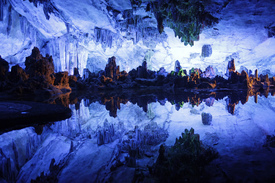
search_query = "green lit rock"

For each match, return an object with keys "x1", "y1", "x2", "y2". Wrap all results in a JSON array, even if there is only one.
[{"x1": 149, "y1": 0, "x2": 218, "y2": 46}]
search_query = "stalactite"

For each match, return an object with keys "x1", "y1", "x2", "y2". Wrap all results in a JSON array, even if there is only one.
[
  {"x1": 7, "y1": 5, "x2": 12, "y2": 35},
  {"x1": 0, "y1": 0, "x2": 6, "y2": 21},
  {"x1": 19, "y1": 15, "x2": 25, "y2": 35},
  {"x1": 94, "y1": 27, "x2": 114, "y2": 49}
]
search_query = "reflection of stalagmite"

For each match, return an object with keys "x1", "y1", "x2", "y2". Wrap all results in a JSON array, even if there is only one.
[
  {"x1": 147, "y1": 103, "x2": 155, "y2": 119},
  {"x1": 189, "y1": 95, "x2": 201, "y2": 106},
  {"x1": 227, "y1": 103, "x2": 236, "y2": 115},
  {"x1": 203, "y1": 97, "x2": 215, "y2": 107},
  {"x1": 102, "y1": 96, "x2": 128, "y2": 118},
  {"x1": 121, "y1": 122, "x2": 169, "y2": 168},
  {"x1": 226, "y1": 98, "x2": 236, "y2": 115},
  {"x1": 97, "y1": 120, "x2": 115, "y2": 145},
  {"x1": 255, "y1": 69, "x2": 258, "y2": 80},
  {"x1": 264, "y1": 88, "x2": 269, "y2": 98},
  {"x1": 82, "y1": 85, "x2": 275, "y2": 118},
  {"x1": 241, "y1": 90, "x2": 249, "y2": 104}
]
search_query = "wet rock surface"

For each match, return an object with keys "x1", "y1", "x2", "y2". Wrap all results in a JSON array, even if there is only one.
[{"x1": 0, "y1": 101, "x2": 71, "y2": 132}]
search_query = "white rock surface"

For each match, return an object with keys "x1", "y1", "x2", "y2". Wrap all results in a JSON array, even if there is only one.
[{"x1": 0, "y1": 0, "x2": 274, "y2": 76}]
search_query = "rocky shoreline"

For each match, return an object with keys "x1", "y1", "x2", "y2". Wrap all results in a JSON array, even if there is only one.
[
  {"x1": 0, "y1": 101, "x2": 71, "y2": 133},
  {"x1": 1, "y1": 47, "x2": 275, "y2": 101},
  {"x1": 1, "y1": 47, "x2": 275, "y2": 129}
]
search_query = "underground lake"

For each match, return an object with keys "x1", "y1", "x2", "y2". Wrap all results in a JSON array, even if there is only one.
[
  {"x1": 1, "y1": 90, "x2": 275, "y2": 182},
  {"x1": 1, "y1": 0, "x2": 275, "y2": 182}
]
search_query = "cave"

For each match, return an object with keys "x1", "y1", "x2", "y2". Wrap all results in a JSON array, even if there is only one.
[{"x1": 1, "y1": 0, "x2": 275, "y2": 182}]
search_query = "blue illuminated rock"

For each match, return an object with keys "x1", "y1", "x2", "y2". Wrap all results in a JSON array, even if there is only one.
[
  {"x1": 201, "y1": 112, "x2": 212, "y2": 125},
  {"x1": 201, "y1": 44, "x2": 212, "y2": 57}
]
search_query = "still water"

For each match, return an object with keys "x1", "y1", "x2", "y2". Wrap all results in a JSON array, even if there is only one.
[{"x1": 1, "y1": 91, "x2": 275, "y2": 182}]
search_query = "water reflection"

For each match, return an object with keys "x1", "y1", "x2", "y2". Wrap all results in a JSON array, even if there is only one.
[
  {"x1": 75, "y1": 89, "x2": 275, "y2": 117},
  {"x1": 1, "y1": 90, "x2": 275, "y2": 182}
]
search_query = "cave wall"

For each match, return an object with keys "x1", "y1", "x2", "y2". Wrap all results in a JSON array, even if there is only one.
[{"x1": 0, "y1": 0, "x2": 275, "y2": 76}]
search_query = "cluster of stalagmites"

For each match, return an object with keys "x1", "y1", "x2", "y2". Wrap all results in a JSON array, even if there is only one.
[
  {"x1": 0, "y1": 47, "x2": 79, "y2": 101},
  {"x1": 1, "y1": 47, "x2": 275, "y2": 101},
  {"x1": 226, "y1": 59, "x2": 275, "y2": 90},
  {"x1": 83, "y1": 56, "x2": 275, "y2": 92}
]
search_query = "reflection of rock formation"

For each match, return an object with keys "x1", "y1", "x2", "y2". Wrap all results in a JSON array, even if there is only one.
[
  {"x1": 101, "y1": 96, "x2": 128, "y2": 117},
  {"x1": 263, "y1": 135, "x2": 275, "y2": 148},
  {"x1": 150, "y1": 128, "x2": 218, "y2": 182},
  {"x1": 97, "y1": 120, "x2": 116, "y2": 145},
  {"x1": 94, "y1": 123, "x2": 169, "y2": 182},
  {"x1": 77, "y1": 88, "x2": 275, "y2": 117},
  {"x1": 203, "y1": 97, "x2": 215, "y2": 107},
  {"x1": 0, "y1": 129, "x2": 43, "y2": 182},
  {"x1": 121, "y1": 122, "x2": 168, "y2": 168},
  {"x1": 50, "y1": 92, "x2": 77, "y2": 108},
  {"x1": 202, "y1": 112, "x2": 212, "y2": 125}
]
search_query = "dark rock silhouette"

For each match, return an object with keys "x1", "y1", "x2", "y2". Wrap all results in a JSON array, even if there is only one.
[
  {"x1": 137, "y1": 61, "x2": 148, "y2": 79},
  {"x1": 100, "y1": 56, "x2": 128, "y2": 86},
  {"x1": 226, "y1": 58, "x2": 235, "y2": 78},
  {"x1": 9, "y1": 65, "x2": 29, "y2": 83},
  {"x1": 54, "y1": 71, "x2": 69, "y2": 88},
  {"x1": 25, "y1": 47, "x2": 55, "y2": 85},
  {"x1": 0, "y1": 47, "x2": 80, "y2": 100},
  {"x1": 0, "y1": 56, "x2": 9, "y2": 81},
  {"x1": 174, "y1": 60, "x2": 181, "y2": 73},
  {"x1": 151, "y1": 128, "x2": 218, "y2": 182}
]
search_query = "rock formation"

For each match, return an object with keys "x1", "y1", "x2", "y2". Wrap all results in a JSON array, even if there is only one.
[
  {"x1": 137, "y1": 61, "x2": 148, "y2": 79},
  {"x1": 226, "y1": 58, "x2": 236, "y2": 77},
  {"x1": 25, "y1": 47, "x2": 55, "y2": 85},
  {"x1": 201, "y1": 66, "x2": 215, "y2": 79},
  {"x1": 201, "y1": 44, "x2": 212, "y2": 57},
  {"x1": 0, "y1": 56, "x2": 9, "y2": 81},
  {"x1": 0, "y1": 47, "x2": 79, "y2": 100},
  {"x1": 100, "y1": 56, "x2": 128, "y2": 86},
  {"x1": 202, "y1": 112, "x2": 212, "y2": 125}
]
